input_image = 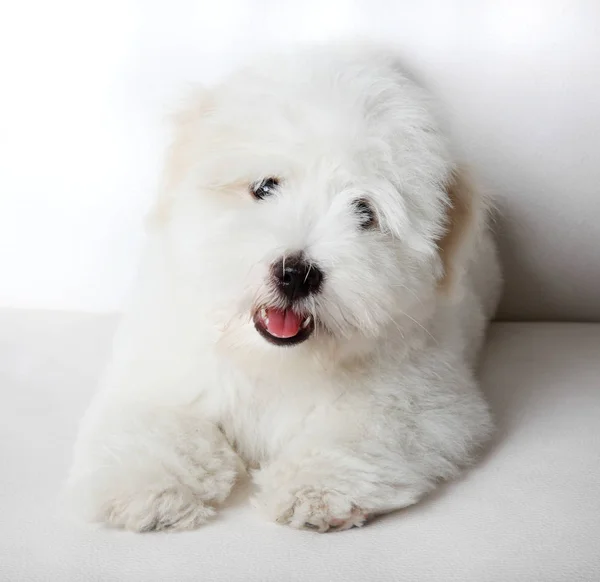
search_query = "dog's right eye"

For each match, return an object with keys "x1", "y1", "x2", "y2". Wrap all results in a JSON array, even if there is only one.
[
  {"x1": 250, "y1": 177, "x2": 279, "y2": 200},
  {"x1": 352, "y1": 198, "x2": 377, "y2": 230}
]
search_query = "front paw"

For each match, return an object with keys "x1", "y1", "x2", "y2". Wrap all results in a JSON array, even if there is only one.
[
  {"x1": 67, "y1": 453, "x2": 238, "y2": 532},
  {"x1": 102, "y1": 485, "x2": 217, "y2": 532},
  {"x1": 257, "y1": 486, "x2": 371, "y2": 533},
  {"x1": 67, "y1": 413, "x2": 240, "y2": 532}
]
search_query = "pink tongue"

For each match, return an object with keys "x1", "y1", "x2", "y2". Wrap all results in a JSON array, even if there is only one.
[{"x1": 265, "y1": 308, "x2": 302, "y2": 338}]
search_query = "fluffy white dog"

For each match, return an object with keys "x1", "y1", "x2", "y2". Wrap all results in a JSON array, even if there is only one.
[{"x1": 67, "y1": 44, "x2": 501, "y2": 533}]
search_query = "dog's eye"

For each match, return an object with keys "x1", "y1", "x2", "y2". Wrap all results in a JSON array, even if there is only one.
[
  {"x1": 352, "y1": 198, "x2": 377, "y2": 229},
  {"x1": 250, "y1": 177, "x2": 279, "y2": 200}
]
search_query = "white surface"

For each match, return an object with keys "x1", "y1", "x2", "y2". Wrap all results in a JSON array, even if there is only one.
[
  {"x1": 1, "y1": 1, "x2": 600, "y2": 319},
  {"x1": 1, "y1": 310, "x2": 599, "y2": 581}
]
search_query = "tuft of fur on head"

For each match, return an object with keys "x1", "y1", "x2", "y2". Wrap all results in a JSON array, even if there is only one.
[{"x1": 148, "y1": 45, "x2": 481, "y2": 365}]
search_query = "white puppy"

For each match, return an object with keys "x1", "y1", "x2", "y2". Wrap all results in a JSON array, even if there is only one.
[{"x1": 67, "y1": 45, "x2": 501, "y2": 533}]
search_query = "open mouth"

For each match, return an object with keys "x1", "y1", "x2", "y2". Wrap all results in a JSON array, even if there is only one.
[{"x1": 253, "y1": 306, "x2": 315, "y2": 346}]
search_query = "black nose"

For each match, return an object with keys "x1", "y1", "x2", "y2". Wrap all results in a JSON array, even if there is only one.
[{"x1": 272, "y1": 254, "x2": 324, "y2": 301}]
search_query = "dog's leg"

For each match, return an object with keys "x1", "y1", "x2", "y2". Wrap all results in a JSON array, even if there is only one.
[
  {"x1": 253, "y1": 439, "x2": 425, "y2": 533},
  {"x1": 253, "y1": 362, "x2": 492, "y2": 533},
  {"x1": 66, "y1": 398, "x2": 240, "y2": 532}
]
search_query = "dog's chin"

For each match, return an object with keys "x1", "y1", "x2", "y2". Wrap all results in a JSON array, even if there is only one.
[{"x1": 252, "y1": 306, "x2": 315, "y2": 347}]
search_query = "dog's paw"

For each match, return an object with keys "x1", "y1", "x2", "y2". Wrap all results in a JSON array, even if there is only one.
[
  {"x1": 68, "y1": 457, "x2": 238, "y2": 532},
  {"x1": 68, "y1": 452, "x2": 238, "y2": 532},
  {"x1": 103, "y1": 486, "x2": 216, "y2": 532},
  {"x1": 259, "y1": 487, "x2": 371, "y2": 533},
  {"x1": 68, "y1": 408, "x2": 241, "y2": 532}
]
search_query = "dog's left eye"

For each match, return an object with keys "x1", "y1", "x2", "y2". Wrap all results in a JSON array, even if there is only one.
[
  {"x1": 250, "y1": 177, "x2": 279, "y2": 200},
  {"x1": 352, "y1": 198, "x2": 377, "y2": 229}
]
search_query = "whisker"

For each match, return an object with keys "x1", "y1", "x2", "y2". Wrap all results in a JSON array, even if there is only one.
[
  {"x1": 386, "y1": 315, "x2": 406, "y2": 340},
  {"x1": 391, "y1": 282, "x2": 424, "y2": 306},
  {"x1": 395, "y1": 310, "x2": 437, "y2": 344},
  {"x1": 304, "y1": 263, "x2": 313, "y2": 284}
]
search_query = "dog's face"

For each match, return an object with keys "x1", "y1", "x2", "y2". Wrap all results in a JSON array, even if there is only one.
[{"x1": 158, "y1": 51, "x2": 465, "y2": 360}]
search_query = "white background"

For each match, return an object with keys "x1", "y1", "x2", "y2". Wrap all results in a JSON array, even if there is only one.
[{"x1": 1, "y1": 0, "x2": 599, "y2": 314}]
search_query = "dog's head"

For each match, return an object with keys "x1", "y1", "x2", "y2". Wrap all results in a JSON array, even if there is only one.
[{"x1": 152, "y1": 48, "x2": 479, "y2": 361}]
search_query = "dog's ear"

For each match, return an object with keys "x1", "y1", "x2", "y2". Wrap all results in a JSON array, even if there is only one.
[
  {"x1": 146, "y1": 88, "x2": 213, "y2": 227},
  {"x1": 436, "y1": 167, "x2": 483, "y2": 295}
]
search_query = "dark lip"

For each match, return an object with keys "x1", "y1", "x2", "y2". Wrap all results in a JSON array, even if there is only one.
[{"x1": 252, "y1": 311, "x2": 315, "y2": 347}]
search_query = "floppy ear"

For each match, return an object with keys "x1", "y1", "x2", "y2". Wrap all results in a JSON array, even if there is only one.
[
  {"x1": 146, "y1": 88, "x2": 213, "y2": 227},
  {"x1": 437, "y1": 167, "x2": 484, "y2": 295}
]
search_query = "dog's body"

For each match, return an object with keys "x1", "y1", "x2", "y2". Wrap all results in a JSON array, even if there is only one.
[{"x1": 68, "y1": 45, "x2": 501, "y2": 532}]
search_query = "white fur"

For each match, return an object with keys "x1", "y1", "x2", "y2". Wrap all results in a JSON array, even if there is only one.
[{"x1": 67, "y1": 44, "x2": 501, "y2": 533}]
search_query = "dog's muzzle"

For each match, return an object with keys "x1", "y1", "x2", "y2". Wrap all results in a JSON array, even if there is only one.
[{"x1": 253, "y1": 253, "x2": 323, "y2": 346}]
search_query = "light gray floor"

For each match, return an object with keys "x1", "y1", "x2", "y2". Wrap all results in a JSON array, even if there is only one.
[{"x1": 1, "y1": 310, "x2": 599, "y2": 582}]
